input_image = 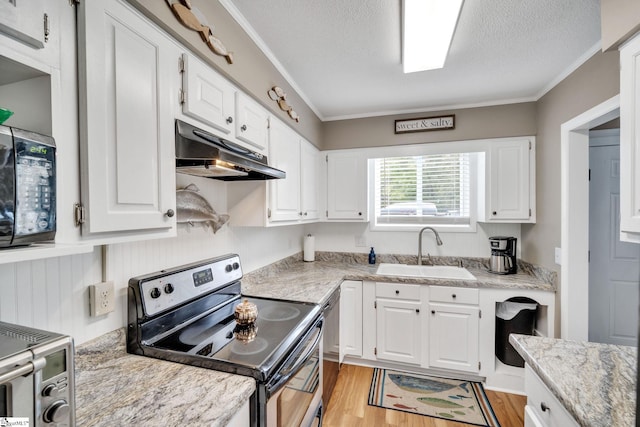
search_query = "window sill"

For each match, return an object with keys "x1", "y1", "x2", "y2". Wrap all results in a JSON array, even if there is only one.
[{"x1": 369, "y1": 222, "x2": 477, "y2": 233}]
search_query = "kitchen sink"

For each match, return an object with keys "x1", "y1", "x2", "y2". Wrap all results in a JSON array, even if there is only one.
[{"x1": 376, "y1": 264, "x2": 477, "y2": 281}]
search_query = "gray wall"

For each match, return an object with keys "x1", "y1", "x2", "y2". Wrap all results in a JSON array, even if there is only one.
[
  {"x1": 127, "y1": 0, "x2": 324, "y2": 147},
  {"x1": 322, "y1": 103, "x2": 536, "y2": 150},
  {"x1": 601, "y1": 0, "x2": 640, "y2": 51},
  {"x1": 522, "y1": 49, "x2": 620, "y2": 271}
]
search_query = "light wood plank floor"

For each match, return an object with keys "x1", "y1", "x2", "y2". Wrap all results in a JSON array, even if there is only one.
[{"x1": 323, "y1": 365, "x2": 526, "y2": 427}]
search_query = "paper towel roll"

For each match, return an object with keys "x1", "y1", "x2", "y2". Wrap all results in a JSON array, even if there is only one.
[{"x1": 303, "y1": 234, "x2": 315, "y2": 262}]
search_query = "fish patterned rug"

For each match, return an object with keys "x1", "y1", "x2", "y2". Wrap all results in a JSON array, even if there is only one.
[{"x1": 368, "y1": 368, "x2": 501, "y2": 426}]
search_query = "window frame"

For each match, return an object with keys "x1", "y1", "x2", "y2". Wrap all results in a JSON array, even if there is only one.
[{"x1": 365, "y1": 142, "x2": 481, "y2": 233}]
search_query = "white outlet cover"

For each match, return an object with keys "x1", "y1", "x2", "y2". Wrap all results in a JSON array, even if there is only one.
[
  {"x1": 554, "y1": 247, "x2": 562, "y2": 265},
  {"x1": 90, "y1": 281, "x2": 115, "y2": 317}
]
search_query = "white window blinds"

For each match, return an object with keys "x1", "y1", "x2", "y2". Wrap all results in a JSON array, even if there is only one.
[{"x1": 374, "y1": 153, "x2": 471, "y2": 225}]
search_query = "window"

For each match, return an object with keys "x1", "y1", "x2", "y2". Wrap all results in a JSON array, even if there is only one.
[{"x1": 373, "y1": 152, "x2": 474, "y2": 228}]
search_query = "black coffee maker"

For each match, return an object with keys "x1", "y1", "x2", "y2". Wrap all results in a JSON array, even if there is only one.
[{"x1": 488, "y1": 236, "x2": 517, "y2": 274}]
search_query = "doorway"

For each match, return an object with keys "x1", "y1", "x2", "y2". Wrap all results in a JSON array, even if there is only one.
[
  {"x1": 588, "y1": 129, "x2": 640, "y2": 346},
  {"x1": 560, "y1": 95, "x2": 619, "y2": 341}
]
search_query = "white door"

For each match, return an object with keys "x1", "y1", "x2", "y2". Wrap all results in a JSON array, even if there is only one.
[
  {"x1": 339, "y1": 280, "x2": 363, "y2": 361},
  {"x1": 326, "y1": 152, "x2": 367, "y2": 220},
  {"x1": 376, "y1": 299, "x2": 421, "y2": 364},
  {"x1": 300, "y1": 140, "x2": 320, "y2": 220},
  {"x1": 589, "y1": 134, "x2": 640, "y2": 346},
  {"x1": 428, "y1": 303, "x2": 479, "y2": 373},
  {"x1": 234, "y1": 92, "x2": 268, "y2": 154},
  {"x1": 488, "y1": 140, "x2": 531, "y2": 220}
]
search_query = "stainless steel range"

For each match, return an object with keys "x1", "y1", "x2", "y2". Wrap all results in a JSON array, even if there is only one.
[{"x1": 127, "y1": 254, "x2": 323, "y2": 427}]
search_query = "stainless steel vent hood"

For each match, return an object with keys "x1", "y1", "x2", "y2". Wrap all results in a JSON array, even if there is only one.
[{"x1": 175, "y1": 119, "x2": 285, "y2": 181}]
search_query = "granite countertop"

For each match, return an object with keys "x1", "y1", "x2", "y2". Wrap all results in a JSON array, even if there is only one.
[
  {"x1": 242, "y1": 252, "x2": 556, "y2": 305},
  {"x1": 75, "y1": 328, "x2": 255, "y2": 427},
  {"x1": 510, "y1": 334, "x2": 637, "y2": 427}
]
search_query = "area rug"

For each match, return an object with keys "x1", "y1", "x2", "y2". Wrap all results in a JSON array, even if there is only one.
[{"x1": 368, "y1": 368, "x2": 501, "y2": 427}]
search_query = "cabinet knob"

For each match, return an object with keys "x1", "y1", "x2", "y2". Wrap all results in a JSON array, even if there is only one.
[
  {"x1": 358, "y1": 212, "x2": 362, "y2": 216},
  {"x1": 415, "y1": 309, "x2": 420, "y2": 314},
  {"x1": 304, "y1": 212, "x2": 308, "y2": 216},
  {"x1": 540, "y1": 402, "x2": 550, "y2": 412},
  {"x1": 241, "y1": 124, "x2": 247, "y2": 131},
  {"x1": 395, "y1": 290, "x2": 399, "y2": 295},
  {"x1": 226, "y1": 116, "x2": 233, "y2": 124},
  {"x1": 492, "y1": 211, "x2": 497, "y2": 215},
  {"x1": 431, "y1": 310, "x2": 435, "y2": 314},
  {"x1": 452, "y1": 294, "x2": 456, "y2": 299},
  {"x1": 165, "y1": 209, "x2": 175, "y2": 218}
]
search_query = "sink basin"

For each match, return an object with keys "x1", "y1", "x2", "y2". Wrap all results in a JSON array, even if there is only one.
[{"x1": 376, "y1": 264, "x2": 477, "y2": 281}]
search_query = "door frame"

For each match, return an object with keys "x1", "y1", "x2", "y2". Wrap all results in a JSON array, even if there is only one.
[{"x1": 560, "y1": 94, "x2": 619, "y2": 340}]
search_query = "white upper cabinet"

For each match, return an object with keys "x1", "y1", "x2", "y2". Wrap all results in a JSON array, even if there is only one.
[
  {"x1": 325, "y1": 151, "x2": 368, "y2": 221},
  {"x1": 180, "y1": 53, "x2": 235, "y2": 136},
  {"x1": 235, "y1": 92, "x2": 269, "y2": 154},
  {"x1": 300, "y1": 139, "x2": 320, "y2": 221},
  {"x1": 620, "y1": 33, "x2": 640, "y2": 240},
  {"x1": 479, "y1": 138, "x2": 535, "y2": 223},
  {"x1": 268, "y1": 118, "x2": 301, "y2": 222},
  {"x1": 77, "y1": 0, "x2": 177, "y2": 240},
  {"x1": 0, "y1": 0, "x2": 46, "y2": 49}
]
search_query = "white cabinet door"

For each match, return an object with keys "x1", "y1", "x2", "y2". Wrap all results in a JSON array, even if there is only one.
[
  {"x1": 268, "y1": 119, "x2": 301, "y2": 222},
  {"x1": 235, "y1": 92, "x2": 268, "y2": 154},
  {"x1": 326, "y1": 151, "x2": 368, "y2": 220},
  {"x1": 428, "y1": 303, "x2": 479, "y2": 373},
  {"x1": 481, "y1": 139, "x2": 534, "y2": 222},
  {"x1": 0, "y1": 0, "x2": 45, "y2": 48},
  {"x1": 340, "y1": 280, "x2": 363, "y2": 360},
  {"x1": 376, "y1": 298, "x2": 421, "y2": 365},
  {"x1": 300, "y1": 139, "x2": 320, "y2": 221},
  {"x1": 620, "y1": 34, "x2": 640, "y2": 236},
  {"x1": 78, "y1": 0, "x2": 177, "y2": 235},
  {"x1": 181, "y1": 53, "x2": 235, "y2": 136}
]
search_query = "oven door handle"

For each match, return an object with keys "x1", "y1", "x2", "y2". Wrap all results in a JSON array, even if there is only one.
[
  {"x1": 266, "y1": 320, "x2": 323, "y2": 398},
  {"x1": 0, "y1": 357, "x2": 46, "y2": 384}
]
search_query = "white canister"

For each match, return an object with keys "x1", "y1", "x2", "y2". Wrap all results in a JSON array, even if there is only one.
[{"x1": 303, "y1": 234, "x2": 315, "y2": 262}]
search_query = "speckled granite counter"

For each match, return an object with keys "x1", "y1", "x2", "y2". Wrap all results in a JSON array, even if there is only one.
[
  {"x1": 75, "y1": 328, "x2": 255, "y2": 427},
  {"x1": 242, "y1": 252, "x2": 555, "y2": 305},
  {"x1": 510, "y1": 334, "x2": 637, "y2": 427}
]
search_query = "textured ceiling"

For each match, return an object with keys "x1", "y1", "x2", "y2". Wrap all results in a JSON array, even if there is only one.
[{"x1": 225, "y1": 0, "x2": 601, "y2": 121}]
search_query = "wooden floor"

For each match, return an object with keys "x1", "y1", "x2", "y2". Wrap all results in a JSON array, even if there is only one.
[{"x1": 323, "y1": 365, "x2": 526, "y2": 427}]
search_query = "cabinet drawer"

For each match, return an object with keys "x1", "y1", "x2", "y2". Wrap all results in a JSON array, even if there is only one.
[
  {"x1": 375, "y1": 283, "x2": 421, "y2": 300},
  {"x1": 524, "y1": 365, "x2": 579, "y2": 427},
  {"x1": 429, "y1": 286, "x2": 478, "y2": 304}
]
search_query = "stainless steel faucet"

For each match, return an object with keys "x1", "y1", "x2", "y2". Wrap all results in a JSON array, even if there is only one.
[{"x1": 418, "y1": 226, "x2": 443, "y2": 265}]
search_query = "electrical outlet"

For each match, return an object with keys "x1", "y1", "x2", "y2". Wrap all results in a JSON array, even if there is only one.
[{"x1": 89, "y1": 281, "x2": 115, "y2": 317}]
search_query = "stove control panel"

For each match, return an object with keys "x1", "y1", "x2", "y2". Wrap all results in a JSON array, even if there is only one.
[{"x1": 137, "y1": 255, "x2": 243, "y2": 317}]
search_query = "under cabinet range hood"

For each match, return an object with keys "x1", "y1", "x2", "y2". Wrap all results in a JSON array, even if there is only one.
[{"x1": 174, "y1": 119, "x2": 285, "y2": 180}]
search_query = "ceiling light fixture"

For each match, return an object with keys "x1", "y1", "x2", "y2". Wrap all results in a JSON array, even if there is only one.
[{"x1": 402, "y1": 0, "x2": 464, "y2": 73}]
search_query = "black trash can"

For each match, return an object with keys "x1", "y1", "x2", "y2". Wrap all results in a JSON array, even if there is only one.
[{"x1": 495, "y1": 297, "x2": 538, "y2": 367}]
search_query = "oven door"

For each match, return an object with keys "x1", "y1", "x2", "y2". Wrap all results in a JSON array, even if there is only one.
[
  {"x1": 0, "y1": 352, "x2": 42, "y2": 423},
  {"x1": 263, "y1": 317, "x2": 323, "y2": 427}
]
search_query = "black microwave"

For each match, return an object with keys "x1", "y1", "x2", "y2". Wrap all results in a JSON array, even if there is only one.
[{"x1": 0, "y1": 125, "x2": 56, "y2": 247}]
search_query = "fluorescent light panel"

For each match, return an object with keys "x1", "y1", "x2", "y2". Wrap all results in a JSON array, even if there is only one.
[{"x1": 402, "y1": 0, "x2": 463, "y2": 73}]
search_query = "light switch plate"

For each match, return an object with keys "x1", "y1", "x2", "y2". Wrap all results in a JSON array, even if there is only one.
[
  {"x1": 89, "y1": 281, "x2": 115, "y2": 317},
  {"x1": 554, "y1": 247, "x2": 561, "y2": 265}
]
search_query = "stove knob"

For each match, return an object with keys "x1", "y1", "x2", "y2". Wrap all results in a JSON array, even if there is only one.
[
  {"x1": 164, "y1": 283, "x2": 174, "y2": 294},
  {"x1": 43, "y1": 400, "x2": 70, "y2": 423},
  {"x1": 225, "y1": 264, "x2": 233, "y2": 273},
  {"x1": 232, "y1": 262, "x2": 240, "y2": 270},
  {"x1": 150, "y1": 287, "x2": 161, "y2": 299}
]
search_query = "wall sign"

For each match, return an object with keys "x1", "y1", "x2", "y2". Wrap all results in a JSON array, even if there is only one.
[{"x1": 394, "y1": 115, "x2": 455, "y2": 134}]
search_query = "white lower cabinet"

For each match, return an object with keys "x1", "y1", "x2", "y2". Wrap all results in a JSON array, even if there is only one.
[
  {"x1": 340, "y1": 280, "x2": 363, "y2": 360},
  {"x1": 428, "y1": 303, "x2": 480, "y2": 373},
  {"x1": 374, "y1": 283, "x2": 422, "y2": 365},
  {"x1": 524, "y1": 365, "x2": 578, "y2": 427}
]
